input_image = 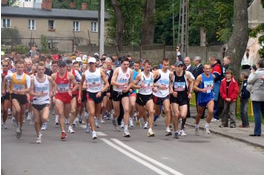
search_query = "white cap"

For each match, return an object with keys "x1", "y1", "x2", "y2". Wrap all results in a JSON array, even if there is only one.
[
  {"x1": 94, "y1": 53, "x2": 99, "y2": 56},
  {"x1": 88, "y1": 57, "x2": 96, "y2": 63},
  {"x1": 76, "y1": 57, "x2": 82, "y2": 62},
  {"x1": 105, "y1": 57, "x2": 112, "y2": 62},
  {"x1": 82, "y1": 55, "x2": 88, "y2": 61}
]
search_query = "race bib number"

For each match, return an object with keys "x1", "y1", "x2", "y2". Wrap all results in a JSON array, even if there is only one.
[
  {"x1": 13, "y1": 84, "x2": 25, "y2": 91},
  {"x1": 57, "y1": 84, "x2": 69, "y2": 93},
  {"x1": 204, "y1": 80, "x2": 213, "y2": 93},
  {"x1": 174, "y1": 82, "x2": 185, "y2": 92}
]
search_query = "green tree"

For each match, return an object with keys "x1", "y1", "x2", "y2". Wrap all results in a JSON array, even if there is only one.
[
  {"x1": 1, "y1": 28, "x2": 21, "y2": 45},
  {"x1": 40, "y1": 35, "x2": 49, "y2": 53}
]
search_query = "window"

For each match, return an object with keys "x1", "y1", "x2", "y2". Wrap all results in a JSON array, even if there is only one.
[
  {"x1": 1, "y1": 19, "x2": 11, "y2": 28},
  {"x1": 48, "y1": 20, "x2": 55, "y2": 30},
  {"x1": 73, "y1": 21, "x2": 80, "y2": 31},
  {"x1": 28, "y1": 19, "x2": 36, "y2": 30},
  {"x1": 91, "y1": 22, "x2": 98, "y2": 32}
]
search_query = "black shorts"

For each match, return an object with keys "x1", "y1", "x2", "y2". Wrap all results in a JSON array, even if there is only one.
[
  {"x1": 87, "y1": 92, "x2": 104, "y2": 104},
  {"x1": 82, "y1": 90, "x2": 87, "y2": 103},
  {"x1": 136, "y1": 94, "x2": 153, "y2": 106},
  {"x1": 72, "y1": 94, "x2": 77, "y2": 98},
  {"x1": 11, "y1": 94, "x2": 28, "y2": 105},
  {"x1": 2, "y1": 92, "x2": 11, "y2": 102},
  {"x1": 111, "y1": 91, "x2": 129, "y2": 102},
  {"x1": 170, "y1": 94, "x2": 188, "y2": 106},
  {"x1": 153, "y1": 95, "x2": 169, "y2": 105},
  {"x1": 32, "y1": 104, "x2": 50, "y2": 111}
]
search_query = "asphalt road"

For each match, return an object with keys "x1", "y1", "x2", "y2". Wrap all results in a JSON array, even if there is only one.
[{"x1": 1, "y1": 117, "x2": 264, "y2": 175}]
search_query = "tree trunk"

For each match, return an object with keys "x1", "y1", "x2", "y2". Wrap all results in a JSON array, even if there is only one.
[
  {"x1": 226, "y1": 0, "x2": 248, "y2": 80},
  {"x1": 200, "y1": 26, "x2": 206, "y2": 46},
  {"x1": 111, "y1": 0, "x2": 124, "y2": 52},
  {"x1": 141, "y1": 0, "x2": 156, "y2": 45},
  {"x1": 199, "y1": 8, "x2": 206, "y2": 46}
]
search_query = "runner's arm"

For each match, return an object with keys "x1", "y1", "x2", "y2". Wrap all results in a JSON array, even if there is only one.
[
  {"x1": 79, "y1": 73, "x2": 85, "y2": 98},
  {"x1": 193, "y1": 75, "x2": 203, "y2": 92},
  {"x1": 111, "y1": 68, "x2": 122, "y2": 86},
  {"x1": 101, "y1": 70, "x2": 109, "y2": 93},
  {"x1": 131, "y1": 74, "x2": 141, "y2": 89}
]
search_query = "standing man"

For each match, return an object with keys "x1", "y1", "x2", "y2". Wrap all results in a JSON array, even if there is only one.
[
  {"x1": 30, "y1": 63, "x2": 56, "y2": 143},
  {"x1": 153, "y1": 58, "x2": 173, "y2": 136},
  {"x1": 111, "y1": 57, "x2": 133, "y2": 137},
  {"x1": 2, "y1": 59, "x2": 31, "y2": 138},
  {"x1": 193, "y1": 64, "x2": 215, "y2": 135},
  {"x1": 132, "y1": 60, "x2": 155, "y2": 137},
  {"x1": 51, "y1": 60, "x2": 77, "y2": 140},
  {"x1": 209, "y1": 56, "x2": 222, "y2": 122},
  {"x1": 78, "y1": 57, "x2": 109, "y2": 139}
]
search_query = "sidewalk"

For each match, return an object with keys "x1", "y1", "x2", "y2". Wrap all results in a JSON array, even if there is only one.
[{"x1": 185, "y1": 106, "x2": 264, "y2": 148}]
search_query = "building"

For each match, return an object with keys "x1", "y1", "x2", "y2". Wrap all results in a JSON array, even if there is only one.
[{"x1": 1, "y1": 5, "x2": 109, "y2": 52}]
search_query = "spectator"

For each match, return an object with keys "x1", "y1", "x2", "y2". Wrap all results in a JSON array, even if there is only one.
[
  {"x1": 247, "y1": 59, "x2": 264, "y2": 137},
  {"x1": 219, "y1": 69, "x2": 239, "y2": 128},
  {"x1": 241, "y1": 49, "x2": 253, "y2": 71},
  {"x1": 223, "y1": 56, "x2": 233, "y2": 76},
  {"x1": 239, "y1": 72, "x2": 250, "y2": 128},
  {"x1": 184, "y1": 57, "x2": 195, "y2": 73},
  {"x1": 209, "y1": 56, "x2": 222, "y2": 122},
  {"x1": 192, "y1": 56, "x2": 205, "y2": 119},
  {"x1": 175, "y1": 46, "x2": 183, "y2": 62},
  {"x1": 28, "y1": 45, "x2": 39, "y2": 59}
]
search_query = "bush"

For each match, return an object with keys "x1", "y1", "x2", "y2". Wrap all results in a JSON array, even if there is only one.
[
  {"x1": 40, "y1": 34, "x2": 49, "y2": 53},
  {"x1": 1, "y1": 28, "x2": 21, "y2": 45},
  {"x1": 13, "y1": 45, "x2": 27, "y2": 54}
]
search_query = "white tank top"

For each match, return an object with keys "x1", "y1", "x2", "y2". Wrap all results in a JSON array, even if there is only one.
[
  {"x1": 32, "y1": 75, "x2": 50, "y2": 105},
  {"x1": 153, "y1": 69, "x2": 170, "y2": 98},
  {"x1": 85, "y1": 68, "x2": 103, "y2": 93},
  {"x1": 113, "y1": 67, "x2": 131, "y2": 92},
  {"x1": 138, "y1": 72, "x2": 153, "y2": 95}
]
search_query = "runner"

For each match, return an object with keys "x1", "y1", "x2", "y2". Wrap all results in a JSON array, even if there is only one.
[
  {"x1": 1, "y1": 59, "x2": 12, "y2": 129},
  {"x1": 78, "y1": 57, "x2": 109, "y2": 139},
  {"x1": 111, "y1": 57, "x2": 133, "y2": 137},
  {"x1": 193, "y1": 63, "x2": 215, "y2": 135},
  {"x1": 132, "y1": 60, "x2": 155, "y2": 137},
  {"x1": 51, "y1": 60, "x2": 78, "y2": 140},
  {"x1": 170, "y1": 61, "x2": 194, "y2": 139},
  {"x1": 152, "y1": 58, "x2": 173, "y2": 136},
  {"x1": 65, "y1": 59, "x2": 82, "y2": 133},
  {"x1": 128, "y1": 60, "x2": 141, "y2": 128},
  {"x1": 2, "y1": 59, "x2": 31, "y2": 138},
  {"x1": 30, "y1": 63, "x2": 56, "y2": 143}
]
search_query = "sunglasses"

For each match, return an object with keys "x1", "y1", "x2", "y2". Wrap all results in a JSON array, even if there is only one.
[{"x1": 2, "y1": 65, "x2": 8, "y2": 67}]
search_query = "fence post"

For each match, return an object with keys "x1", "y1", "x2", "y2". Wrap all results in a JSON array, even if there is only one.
[{"x1": 140, "y1": 45, "x2": 143, "y2": 59}]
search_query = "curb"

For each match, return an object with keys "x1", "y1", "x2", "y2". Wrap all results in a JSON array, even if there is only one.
[{"x1": 185, "y1": 123, "x2": 264, "y2": 149}]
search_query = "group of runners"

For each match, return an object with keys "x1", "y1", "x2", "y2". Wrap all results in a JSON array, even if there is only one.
[{"x1": 1, "y1": 52, "x2": 216, "y2": 143}]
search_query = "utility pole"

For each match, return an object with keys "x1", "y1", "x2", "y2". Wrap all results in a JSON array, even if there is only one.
[
  {"x1": 177, "y1": 0, "x2": 189, "y2": 57},
  {"x1": 172, "y1": 0, "x2": 175, "y2": 47},
  {"x1": 99, "y1": 0, "x2": 105, "y2": 57}
]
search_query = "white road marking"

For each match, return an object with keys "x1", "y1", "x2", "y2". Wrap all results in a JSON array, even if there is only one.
[
  {"x1": 112, "y1": 138, "x2": 183, "y2": 175},
  {"x1": 101, "y1": 138, "x2": 169, "y2": 175}
]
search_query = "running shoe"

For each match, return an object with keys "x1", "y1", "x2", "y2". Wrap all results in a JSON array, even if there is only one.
[
  {"x1": 26, "y1": 112, "x2": 31, "y2": 121},
  {"x1": 2, "y1": 123, "x2": 7, "y2": 129},
  {"x1": 123, "y1": 130, "x2": 131, "y2": 138},
  {"x1": 12, "y1": 117, "x2": 16, "y2": 126},
  {"x1": 68, "y1": 126, "x2": 75, "y2": 133},
  {"x1": 174, "y1": 132, "x2": 179, "y2": 139},
  {"x1": 55, "y1": 115, "x2": 59, "y2": 125},
  {"x1": 129, "y1": 118, "x2": 134, "y2": 127},
  {"x1": 61, "y1": 132, "x2": 67, "y2": 140},
  {"x1": 195, "y1": 127, "x2": 200, "y2": 136},
  {"x1": 143, "y1": 122, "x2": 148, "y2": 129},
  {"x1": 147, "y1": 129, "x2": 155, "y2": 137},
  {"x1": 112, "y1": 118, "x2": 119, "y2": 131},
  {"x1": 95, "y1": 118, "x2": 100, "y2": 128},
  {"x1": 30, "y1": 119, "x2": 34, "y2": 126},
  {"x1": 179, "y1": 129, "x2": 187, "y2": 136},
  {"x1": 205, "y1": 127, "x2": 211, "y2": 134},
  {"x1": 36, "y1": 135, "x2": 42, "y2": 144},
  {"x1": 120, "y1": 120, "x2": 124, "y2": 129},
  {"x1": 100, "y1": 119, "x2": 105, "y2": 124},
  {"x1": 165, "y1": 130, "x2": 172, "y2": 136},
  {"x1": 16, "y1": 126, "x2": 22, "y2": 139},
  {"x1": 79, "y1": 116, "x2": 83, "y2": 124},
  {"x1": 41, "y1": 122, "x2": 47, "y2": 131},
  {"x1": 85, "y1": 125, "x2": 91, "y2": 133},
  {"x1": 92, "y1": 131, "x2": 97, "y2": 140},
  {"x1": 211, "y1": 118, "x2": 219, "y2": 122},
  {"x1": 65, "y1": 119, "x2": 69, "y2": 125}
]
